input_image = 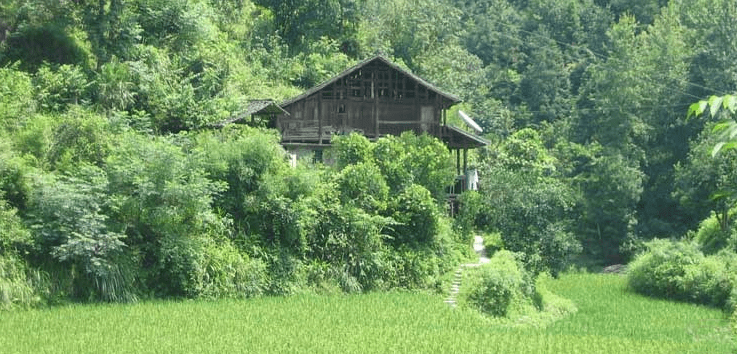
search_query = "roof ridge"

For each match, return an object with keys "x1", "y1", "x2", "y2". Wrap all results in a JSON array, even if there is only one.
[{"x1": 280, "y1": 55, "x2": 461, "y2": 107}]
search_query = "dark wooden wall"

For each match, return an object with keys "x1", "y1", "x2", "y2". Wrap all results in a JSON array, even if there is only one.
[{"x1": 279, "y1": 61, "x2": 449, "y2": 144}]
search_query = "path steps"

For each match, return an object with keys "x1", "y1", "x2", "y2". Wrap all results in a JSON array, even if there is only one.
[
  {"x1": 443, "y1": 269, "x2": 463, "y2": 307},
  {"x1": 444, "y1": 235, "x2": 490, "y2": 307}
]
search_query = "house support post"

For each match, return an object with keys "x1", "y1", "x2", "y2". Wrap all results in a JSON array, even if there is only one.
[
  {"x1": 456, "y1": 149, "x2": 461, "y2": 176},
  {"x1": 463, "y1": 148, "x2": 468, "y2": 174},
  {"x1": 318, "y1": 95, "x2": 323, "y2": 144}
]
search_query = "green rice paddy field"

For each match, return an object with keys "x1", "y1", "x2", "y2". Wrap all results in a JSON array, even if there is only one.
[{"x1": 1, "y1": 273, "x2": 733, "y2": 353}]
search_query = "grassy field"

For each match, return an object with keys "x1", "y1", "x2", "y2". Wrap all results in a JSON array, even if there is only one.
[{"x1": 0, "y1": 273, "x2": 733, "y2": 354}]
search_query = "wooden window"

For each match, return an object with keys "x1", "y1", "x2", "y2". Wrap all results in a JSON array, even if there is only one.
[
  {"x1": 349, "y1": 78, "x2": 362, "y2": 97},
  {"x1": 406, "y1": 82, "x2": 416, "y2": 99},
  {"x1": 313, "y1": 149, "x2": 323, "y2": 164},
  {"x1": 322, "y1": 89, "x2": 334, "y2": 99}
]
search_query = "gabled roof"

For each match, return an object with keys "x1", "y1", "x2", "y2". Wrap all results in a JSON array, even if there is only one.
[
  {"x1": 211, "y1": 99, "x2": 288, "y2": 128},
  {"x1": 280, "y1": 55, "x2": 462, "y2": 107}
]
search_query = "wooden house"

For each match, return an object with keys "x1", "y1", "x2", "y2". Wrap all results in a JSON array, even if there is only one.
[
  {"x1": 217, "y1": 56, "x2": 488, "y2": 202},
  {"x1": 276, "y1": 56, "x2": 487, "y2": 195}
]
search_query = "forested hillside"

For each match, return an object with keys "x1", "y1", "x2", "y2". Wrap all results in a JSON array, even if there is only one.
[{"x1": 1, "y1": 0, "x2": 737, "y2": 306}]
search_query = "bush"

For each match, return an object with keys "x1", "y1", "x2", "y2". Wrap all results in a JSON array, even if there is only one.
[
  {"x1": 0, "y1": 198, "x2": 32, "y2": 256},
  {"x1": 28, "y1": 166, "x2": 135, "y2": 302},
  {"x1": 0, "y1": 148, "x2": 33, "y2": 210},
  {"x1": 303, "y1": 197, "x2": 391, "y2": 292},
  {"x1": 0, "y1": 254, "x2": 42, "y2": 310},
  {"x1": 628, "y1": 239, "x2": 703, "y2": 301},
  {"x1": 105, "y1": 133, "x2": 229, "y2": 297},
  {"x1": 454, "y1": 191, "x2": 481, "y2": 246},
  {"x1": 335, "y1": 162, "x2": 389, "y2": 212},
  {"x1": 483, "y1": 232, "x2": 504, "y2": 256},
  {"x1": 679, "y1": 254, "x2": 734, "y2": 307},
  {"x1": 0, "y1": 67, "x2": 36, "y2": 132},
  {"x1": 303, "y1": 260, "x2": 342, "y2": 295},
  {"x1": 461, "y1": 250, "x2": 536, "y2": 317},
  {"x1": 693, "y1": 210, "x2": 736, "y2": 254},
  {"x1": 372, "y1": 132, "x2": 455, "y2": 201},
  {"x1": 152, "y1": 235, "x2": 267, "y2": 299},
  {"x1": 628, "y1": 239, "x2": 737, "y2": 309},
  {"x1": 331, "y1": 133, "x2": 373, "y2": 169},
  {"x1": 198, "y1": 238, "x2": 267, "y2": 299},
  {"x1": 387, "y1": 184, "x2": 440, "y2": 248},
  {"x1": 383, "y1": 247, "x2": 442, "y2": 290},
  {"x1": 265, "y1": 250, "x2": 306, "y2": 296}
]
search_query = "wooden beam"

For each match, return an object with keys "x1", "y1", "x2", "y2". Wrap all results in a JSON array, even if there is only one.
[
  {"x1": 374, "y1": 71, "x2": 379, "y2": 136},
  {"x1": 456, "y1": 149, "x2": 461, "y2": 175},
  {"x1": 378, "y1": 120, "x2": 422, "y2": 125},
  {"x1": 317, "y1": 95, "x2": 323, "y2": 144},
  {"x1": 463, "y1": 149, "x2": 468, "y2": 174}
]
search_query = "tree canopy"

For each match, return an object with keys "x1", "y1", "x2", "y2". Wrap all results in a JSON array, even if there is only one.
[{"x1": 2, "y1": 0, "x2": 737, "y2": 306}]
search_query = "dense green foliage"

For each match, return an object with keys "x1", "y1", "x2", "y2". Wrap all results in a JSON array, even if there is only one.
[
  {"x1": 461, "y1": 250, "x2": 537, "y2": 317},
  {"x1": 459, "y1": 250, "x2": 577, "y2": 324},
  {"x1": 628, "y1": 239, "x2": 737, "y2": 311},
  {"x1": 2, "y1": 0, "x2": 737, "y2": 310}
]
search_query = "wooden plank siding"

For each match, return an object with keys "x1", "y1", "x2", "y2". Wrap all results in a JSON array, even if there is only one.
[
  {"x1": 282, "y1": 59, "x2": 426, "y2": 142},
  {"x1": 277, "y1": 56, "x2": 487, "y2": 150}
]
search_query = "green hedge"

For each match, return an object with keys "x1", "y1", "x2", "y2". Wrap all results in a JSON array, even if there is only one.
[{"x1": 628, "y1": 239, "x2": 737, "y2": 310}]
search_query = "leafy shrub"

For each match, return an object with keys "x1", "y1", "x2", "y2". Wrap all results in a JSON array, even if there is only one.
[
  {"x1": 628, "y1": 239, "x2": 737, "y2": 309},
  {"x1": 153, "y1": 231, "x2": 269, "y2": 299},
  {"x1": 537, "y1": 222, "x2": 581, "y2": 277},
  {"x1": 628, "y1": 239, "x2": 704, "y2": 301},
  {"x1": 387, "y1": 184, "x2": 440, "y2": 248},
  {"x1": 304, "y1": 199, "x2": 391, "y2": 292},
  {"x1": 46, "y1": 109, "x2": 113, "y2": 171},
  {"x1": 454, "y1": 190, "x2": 481, "y2": 246},
  {"x1": 28, "y1": 165, "x2": 136, "y2": 302},
  {"x1": 679, "y1": 254, "x2": 734, "y2": 307},
  {"x1": 483, "y1": 232, "x2": 504, "y2": 256},
  {"x1": 383, "y1": 247, "x2": 442, "y2": 290},
  {"x1": 303, "y1": 260, "x2": 342, "y2": 295},
  {"x1": 197, "y1": 128, "x2": 304, "y2": 253},
  {"x1": 105, "y1": 132, "x2": 228, "y2": 297},
  {"x1": 0, "y1": 147, "x2": 33, "y2": 210},
  {"x1": 0, "y1": 197, "x2": 32, "y2": 255},
  {"x1": 461, "y1": 250, "x2": 536, "y2": 317},
  {"x1": 265, "y1": 250, "x2": 306, "y2": 296},
  {"x1": 33, "y1": 64, "x2": 91, "y2": 112},
  {"x1": 331, "y1": 132, "x2": 373, "y2": 169},
  {"x1": 0, "y1": 67, "x2": 36, "y2": 132},
  {"x1": 373, "y1": 132, "x2": 455, "y2": 201},
  {"x1": 335, "y1": 162, "x2": 389, "y2": 212},
  {"x1": 198, "y1": 238, "x2": 267, "y2": 299},
  {"x1": 693, "y1": 210, "x2": 736, "y2": 254},
  {"x1": 0, "y1": 253, "x2": 42, "y2": 310},
  {"x1": 12, "y1": 113, "x2": 56, "y2": 164},
  {"x1": 245, "y1": 195, "x2": 304, "y2": 250}
]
